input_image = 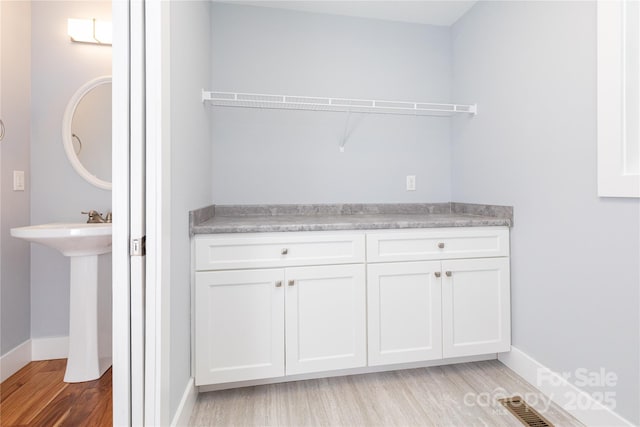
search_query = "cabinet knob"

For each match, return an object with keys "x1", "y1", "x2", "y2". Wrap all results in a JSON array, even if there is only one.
[
  {"x1": 434, "y1": 272, "x2": 441, "y2": 278},
  {"x1": 275, "y1": 281, "x2": 282, "y2": 287},
  {"x1": 288, "y1": 280, "x2": 295, "y2": 286},
  {"x1": 281, "y1": 248, "x2": 288, "y2": 255},
  {"x1": 438, "y1": 242, "x2": 445, "y2": 249},
  {"x1": 445, "y1": 271, "x2": 452, "y2": 277}
]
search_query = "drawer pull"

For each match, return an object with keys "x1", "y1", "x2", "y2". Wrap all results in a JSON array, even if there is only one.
[
  {"x1": 288, "y1": 280, "x2": 295, "y2": 286},
  {"x1": 438, "y1": 242, "x2": 445, "y2": 249},
  {"x1": 434, "y1": 272, "x2": 441, "y2": 278},
  {"x1": 281, "y1": 248, "x2": 288, "y2": 255},
  {"x1": 275, "y1": 281, "x2": 282, "y2": 287},
  {"x1": 445, "y1": 271, "x2": 452, "y2": 277}
]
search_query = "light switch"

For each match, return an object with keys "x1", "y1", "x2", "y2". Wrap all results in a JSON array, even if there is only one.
[
  {"x1": 406, "y1": 175, "x2": 416, "y2": 191},
  {"x1": 13, "y1": 170, "x2": 25, "y2": 191}
]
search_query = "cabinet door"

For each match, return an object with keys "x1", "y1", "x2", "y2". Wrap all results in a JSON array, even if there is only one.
[
  {"x1": 195, "y1": 269, "x2": 285, "y2": 385},
  {"x1": 367, "y1": 261, "x2": 443, "y2": 366},
  {"x1": 442, "y1": 258, "x2": 510, "y2": 358},
  {"x1": 285, "y1": 264, "x2": 366, "y2": 375}
]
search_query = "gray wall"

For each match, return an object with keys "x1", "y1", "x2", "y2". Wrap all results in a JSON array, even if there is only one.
[
  {"x1": 210, "y1": 3, "x2": 453, "y2": 204},
  {"x1": 451, "y1": 2, "x2": 640, "y2": 424},
  {"x1": 170, "y1": 0, "x2": 212, "y2": 418},
  {"x1": 30, "y1": 1, "x2": 111, "y2": 339},
  {"x1": 1, "y1": 0, "x2": 31, "y2": 356}
]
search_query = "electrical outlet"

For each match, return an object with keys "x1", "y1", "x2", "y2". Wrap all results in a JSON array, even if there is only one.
[
  {"x1": 406, "y1": 175, "x2": 416, "y2": 191},
  {"x1": 13, "y1": 170, "x2": 25, "y2": 191}
]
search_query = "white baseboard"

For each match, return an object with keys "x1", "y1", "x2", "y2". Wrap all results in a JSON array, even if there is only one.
[
  {"x1": 499, "y1": 346, "x2": 636, "y2": 427},
  {"x1": 199, "y1": 353, "x2": 496, "y2": 392},
  {"x1": 2, "y1": 336, "x2": 73, "y2": 384},
  {"x1": 171, "y1": 377, "x2": 197, "y2": 427},
  {"x1": 31, "y1": 336, "x2": 69, "y2": 361},
  {"x1": 0, "y1": 340, "x2": 32, "y2": 382}
]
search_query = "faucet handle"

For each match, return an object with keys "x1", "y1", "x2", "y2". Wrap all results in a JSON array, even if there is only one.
[{"x1": 81, "y1": 210, "x2": 104, "y2": 223}]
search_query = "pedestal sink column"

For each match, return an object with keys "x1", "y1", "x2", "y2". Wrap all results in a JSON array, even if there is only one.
[
  {"x1": 10, "y1": 222, "x2": 113, "y2": 383},
  {"x1": 65, "y1": 255, "x2": 111, "y2": 383}
]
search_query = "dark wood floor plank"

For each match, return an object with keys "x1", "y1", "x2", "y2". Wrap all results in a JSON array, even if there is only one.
[
  {"x1": 1, "y1": 362, "x2": 42, "y2": 403},
  {"x1": 66, "y1": 388, "x2": 101, "y2": 425},
  {"x1": 27, "y1": 396, "x2": 72, "y2": 427},
  {"x1": 27, "y1": 384, "x2": 82, "y2": 427},
  {"x1": 0, "y1": 370, "x2": 67, "y2": 425},
  {"x1": 64, "y1": 386, "x2": 110, "y2": 427},
  {"x1": 1, "y1": 360, "x2": 49, "y2": 403},
  {"x1": 38, "y1": 359, "x2": 69, "y2": 372},
  {"x1": 0, "y1": 361, "x2": 112, "y2": 427},
  {"x1": 1, "y1": 359, "x2": 68, "y2": 403}
]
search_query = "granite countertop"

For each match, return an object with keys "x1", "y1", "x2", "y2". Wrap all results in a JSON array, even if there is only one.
[{"x1": 190, "y1": 203, "x2": 513, "y2": 235}]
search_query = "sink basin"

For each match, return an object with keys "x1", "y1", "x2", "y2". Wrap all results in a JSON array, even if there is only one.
[
  {"x1": 10, "y1": 223, "x2": 111, "y2": 256},
  {"x1": 11, "y1": 222, "x2": 112, "y2": 383}
]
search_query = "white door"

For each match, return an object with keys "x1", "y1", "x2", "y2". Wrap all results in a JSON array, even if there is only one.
[
  {"x1": 441, "y1": 258, "x2": 511, "y2": 358},
  {"x1": 112, "y1": 0, "x2": 148, "y2": 424},
  {"x1": 367, "y1": 261, "x2": 443, "y2": 366},
  {"x1": 195, "y1": 269, "x2": 285, "y2": 385},
  {"x1": 285, "y1": 264, "x2": 366, "y2": 375}
]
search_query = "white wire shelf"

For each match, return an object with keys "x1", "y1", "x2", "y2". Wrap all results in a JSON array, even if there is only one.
[{"x1": 202, "y1": 90, "x2": 477, "y2": 116}]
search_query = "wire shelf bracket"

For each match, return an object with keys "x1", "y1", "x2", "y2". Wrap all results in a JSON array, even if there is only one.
[{"x1": 339, "y1": 110, "x2": 352, "y2": 152}]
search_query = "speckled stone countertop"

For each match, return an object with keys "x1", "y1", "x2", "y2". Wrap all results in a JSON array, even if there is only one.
[{"x1": 190, "y1": 203, "x2": 513, "y2": 235}]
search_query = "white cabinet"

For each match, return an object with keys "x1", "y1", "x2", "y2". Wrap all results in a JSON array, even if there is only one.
[
  {"x1": 441, "y1": 258, "x2": 511, "y2": 358},
  {"x1": 195, "y1": 269, "x2": 285, "y2": 386},
  {"x1": 366, "y1": 228, "x2": 510, "y2": 366},
  {"x1": 367, "y1": 261, "x2": 443, "y2": 366},
  {"x1": 194, "y1": 227, "x2": 510, "y2": 387},
  {"x1": 194, "y1": 232, "x2": 367, "y2": 386},
  {"x1": 285, "y1": 265, "x2": 366, "y2": 375}
]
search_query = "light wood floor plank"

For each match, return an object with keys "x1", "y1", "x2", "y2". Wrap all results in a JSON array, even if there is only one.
[{"x1": 189, "y1": 360, "x2": 583, "y2": 426}]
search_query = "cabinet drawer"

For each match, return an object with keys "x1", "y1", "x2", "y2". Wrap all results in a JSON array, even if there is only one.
[
  {"x1": 195, "y1": 233, "x2": 365, "y2": 271},
  {"x1": 366, "y1": 227, "x2": 509, "y2": 263}
]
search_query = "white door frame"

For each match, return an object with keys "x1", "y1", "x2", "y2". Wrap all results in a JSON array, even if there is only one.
[
  {"x1": 112, "y1": 0, "x2": 151, "y2": 424},
  {"x1": 114, "y1": 1, "x2": 171, "y2": 424},
  {"x1": 112, "y1": 0, "x2": 132, "y2": 424},
  {"x1": 131, "y1": 0, "x2": 148, "y2": 424},
  {"x1": 144, "y1": 0, "x2": 171, "y2": 425}
]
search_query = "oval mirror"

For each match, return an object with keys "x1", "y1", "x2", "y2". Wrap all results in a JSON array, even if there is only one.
[{"x1": 62, "y1": 76, "x2": 112, "y2": 190}]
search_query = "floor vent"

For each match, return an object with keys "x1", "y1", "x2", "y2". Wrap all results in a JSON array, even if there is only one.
[{"x1": 498, "y1": 396, "x2": 554, "y2": 427}]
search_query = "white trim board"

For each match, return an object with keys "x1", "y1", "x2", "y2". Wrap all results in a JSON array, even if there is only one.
[
  {"x1": 1, "y1": 336, "x2": 69, "y2": 383},
  {"x1": 498, "y1": 346, "x2": 635, "y2": 427},
  {"x1": 199, "y1": 353, "x2": 496, "y2": 392},
  {"x1": 170, "y1": 378, "x2": 197, "y2": 427},
  {"x1": 31, "y1": 336, "x2": 68, "y2": 361},
  {"x1": 597, "y1": 0, "x2": 640, "y2": 197},
  {"x1": 0, "y1": 340, "x2": 31, "y2": 382}
]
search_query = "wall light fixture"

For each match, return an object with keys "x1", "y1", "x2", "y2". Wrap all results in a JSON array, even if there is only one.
[{"x1": 68, "y1": 18, "x2": 112, "y2": 45}]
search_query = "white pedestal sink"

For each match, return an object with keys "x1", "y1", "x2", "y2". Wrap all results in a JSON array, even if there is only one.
[{"x1": 11, "y1": 223, "x2": 112, "y2": 383}]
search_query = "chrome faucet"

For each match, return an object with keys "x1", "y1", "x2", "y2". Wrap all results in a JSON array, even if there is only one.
[{"x1": 82, "y1": 210, "x2": 112, "y2": 224}]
